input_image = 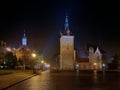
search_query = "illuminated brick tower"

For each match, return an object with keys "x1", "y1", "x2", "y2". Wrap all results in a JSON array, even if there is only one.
[{"x1": 60, "y1": 15, "x2": 75, "y2": 70}]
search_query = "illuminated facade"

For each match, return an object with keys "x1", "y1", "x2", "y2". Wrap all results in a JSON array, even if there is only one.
[
  {"x1": 16, "y1": 30, "x2": 32, "y2": 60},
  {"x1": 15, "y1": 30, "x2": 33, "y2": 69},
  {"x1": 89, "y1": 47, "x2": 102, "y2": 69},
  {"x1": 76, "y1": 46, "x2": 102, "y2": 70},
  {"x1": 60, "y1": 15, "x2": 75, "y2": 70}
]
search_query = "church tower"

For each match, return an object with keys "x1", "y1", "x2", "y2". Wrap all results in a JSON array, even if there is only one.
[
  {"x1": 60, "y1": 15, "x2": 75, "y2": 70},
  {"x1": 89, "y1": 46, "x2": 102, "y2": 69},
  {"x1": 22, "y1": 30, "x2": 27, "y2": 46},
  {"x1": 94, "y1": 47, "x2": 102, "y2": 69}
]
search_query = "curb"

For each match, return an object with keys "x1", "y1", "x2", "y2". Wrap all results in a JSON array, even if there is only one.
[{"x1": 2, "y1": 74, "x2": 37, "y2": 90}]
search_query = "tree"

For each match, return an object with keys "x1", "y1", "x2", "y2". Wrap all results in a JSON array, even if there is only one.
[
  {"x1": 4, "y1": 52, "x2": 17, "y2": 69},
  {"x1": 16, "y1": 46, "x2": 32, "y2": 70},
  {"x1": 0, "y1": 52, "x2": 5, "y2": 64},
  {"x1": 107, "y1": 54, "x2": 119, "y2": 69},
  {"x1": 111, "y1": 54, "x2": 119, "y2": 69}
]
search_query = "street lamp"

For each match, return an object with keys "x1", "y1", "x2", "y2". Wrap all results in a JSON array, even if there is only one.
[
  {"x1": 6, "y1": 47, "x2": 11, "y2": 52},
  {"x1": 93, "y1": 63, "x2": 97, "y2": 66},
  {"x1": 47, "y1": 64, "x2": 50, "y2": 67},
  {"x1": 45, "y1": 64, "x2": 50, "y2": 69},
  {"x1": 31, "y1": 53, "x2": 37, "y2": 70},
  {"x1": 32, "y1": 53, "x2": 36, "y2": 58},
  {"x1": 93, "y1": 62, "x2": 97, "y2": 70},
  {"x1": 41, "y1": 60, "x2": 44, "y2": 64}
]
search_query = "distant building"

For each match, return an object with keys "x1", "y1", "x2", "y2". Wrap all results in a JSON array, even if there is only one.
[
  {"x1": 60, "y1": 15, "x2": 75, "y2": 70},
  {"x1": 14, "y1": 30, "x2": 34, "y2": 70},
  {"x1": 15, "y1": 30, "x2": 32, "y2": 62},
  {"x1": 76, "y1": 46, "x2": 102, "y2": 70},
  {"x1": 59, "y1": 15, "x2": 103, "y2": 70}
]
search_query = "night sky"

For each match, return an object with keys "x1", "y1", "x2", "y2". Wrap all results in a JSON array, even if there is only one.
[{"x1": 0, "y1": 0, "x2": 119, "y2": 62}]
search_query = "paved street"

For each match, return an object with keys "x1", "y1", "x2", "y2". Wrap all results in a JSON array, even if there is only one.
[
  {"x1": 0, "y1": 70, "x2": 34, "y2": 90},
  {"x1": 6, "y1": 70, "x2": 120, "y2": 90}
]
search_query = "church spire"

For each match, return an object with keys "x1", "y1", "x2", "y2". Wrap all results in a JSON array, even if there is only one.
[
  {"x1": 22, "y1": 29, "x2": 27, "y2": 46},
  {"x1": 95, "y1": 46, "x2": 101, "y2": 55},
  {"x1": 23, "y1": 29, "x2": 26, "y2": 37},
  {"x1": 65, "y1": 14, "x2": 70, "y2": 35}
]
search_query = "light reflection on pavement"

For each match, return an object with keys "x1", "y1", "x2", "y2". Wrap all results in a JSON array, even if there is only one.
[{"x1": 6, "y1": 70, "x2": 120, "y2": 90}]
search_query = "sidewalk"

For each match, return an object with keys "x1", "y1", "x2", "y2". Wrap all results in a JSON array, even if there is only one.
[
  {"x1": 0, "y1": 70, "x2": 36, "y2": 90},
  {"x1": 97, "y1": 69, "x2": 120, "y2": 72}
]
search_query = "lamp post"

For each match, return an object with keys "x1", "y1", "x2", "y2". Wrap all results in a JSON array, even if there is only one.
[
  {"x1": 40, "y1": 60, "x2": 45, "y2": 71},
  {"x1": 31, "y1": 53, "x2": 38, "y2": 74},
  {"x1": 31, "y1": 53, "x2": 36, "y2": 68}
]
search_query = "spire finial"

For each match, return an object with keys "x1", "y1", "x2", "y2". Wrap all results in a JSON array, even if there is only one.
[
  {"x1": 24, "y1": 28, "x2": 25, "y2": 32},
  {"x1": 23, "y1": 28, "x2": 26, "y2": 37},
  {"x1": 65, "y1": 14, "x2": 69, "y2": 29}
]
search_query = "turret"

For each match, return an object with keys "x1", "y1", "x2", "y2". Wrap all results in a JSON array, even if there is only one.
[{"x1": 22, "y1": 29, "x2": 27, "y2": 46}]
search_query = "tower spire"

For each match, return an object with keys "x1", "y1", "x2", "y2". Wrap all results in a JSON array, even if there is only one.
[
  {"x1": 22, "y1": 29, "x2": 27, "y2": 46},
  {"x1": 95, "y1": 46, "x2": 101, "y2": 55},
  {"x1": 65, "y1": 14, "x2": 70, "y2": 35},
  {"x1": 23, "y1": 29, "x2": 26, "y2": 37}
]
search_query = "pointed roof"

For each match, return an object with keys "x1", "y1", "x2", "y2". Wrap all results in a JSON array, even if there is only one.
[
  {"x1": 95, "y1": 46, "x2": 101, "y2": 55},
  {"x1": 65, "y1": 15, "x2": 69, "y2": 29},
  {"x1": 23, "y1": 29, "x2": 26, "y2": 38},
  {"x1": 65, "y1": 15, "x2": 70, "y2": 35},
  {"x1": 60, "y1": 14, "x2": 73, "y2": 36}
]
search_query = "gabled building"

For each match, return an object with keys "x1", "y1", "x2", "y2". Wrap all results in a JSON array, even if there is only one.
[{"x1": 76, "y1": 46, "x2": 102, "y2": 70}]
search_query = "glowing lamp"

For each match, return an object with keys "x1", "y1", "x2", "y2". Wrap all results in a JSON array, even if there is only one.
[
  {"x1": 6, "y1": 47, "x2": 11, "y2": 52},
  {"x1": 102, "y1": 63, "x2": 106, "y2": 67},
  {"x1": 93, "y1": 63, "x2": 97, "y2": 66},
  {"x1": 32, "y1": 53, "x2": 36, "y2": 58},
  {"x1": 41, "y1": 60, "x2": 44, "y2": 63}
]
